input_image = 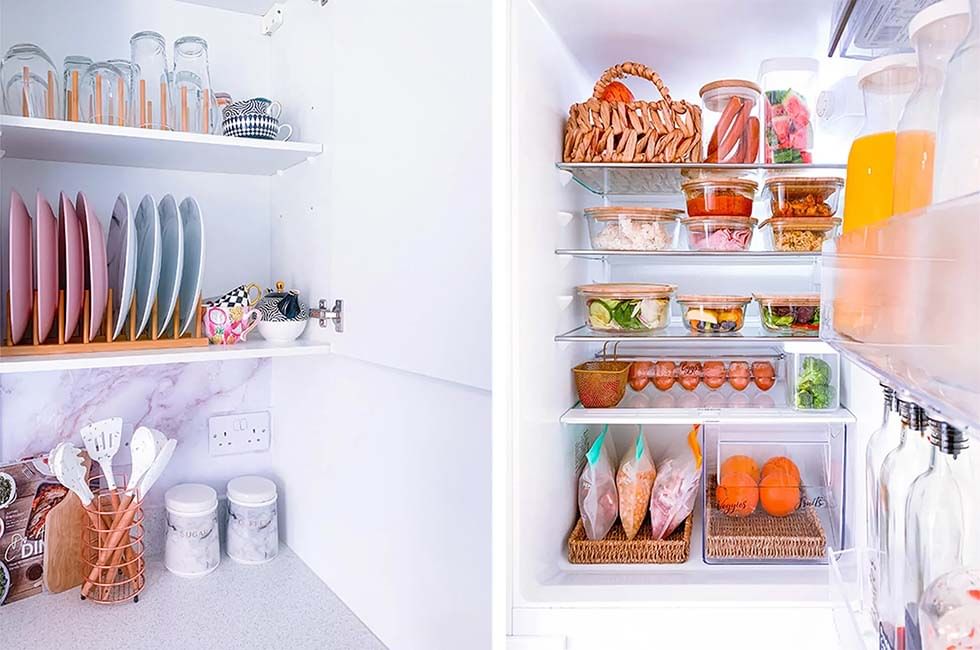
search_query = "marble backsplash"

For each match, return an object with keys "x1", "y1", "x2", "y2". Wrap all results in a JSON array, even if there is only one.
[{"x1": 0, "y1": 359, "x2": 272, "y2": 499}]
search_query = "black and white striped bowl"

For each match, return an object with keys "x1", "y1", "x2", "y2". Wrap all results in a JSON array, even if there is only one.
[{"x1": 222, "y1": 114, "x2": 279, "y2": 140}]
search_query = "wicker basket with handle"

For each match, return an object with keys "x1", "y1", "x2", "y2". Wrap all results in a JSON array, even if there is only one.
[{"x1": 563, "y1": 62, "x2": 703, "y2": 164}]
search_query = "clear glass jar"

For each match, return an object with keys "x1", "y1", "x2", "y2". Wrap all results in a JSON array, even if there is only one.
[
  {"x1": 919, "y1": 567, "x2": 980, "y2": 650},
  {"x1": 784, "y1": 345, "x2": 840, "y2": 410},
  {"x1": 226, "y1": 476, "x2": 279, "y2": 564},
  {"x1": 130, "y1": 31, "x2": 174, "y2": 130},
  {"x1": 894, "y1": 1, "x2": 971, "y2": 215},
  {"x1": 1, "y1": 43, "x2": 61, "y2": 120},
  {"x1": 63, "y1": 55, "x2": 92, "y2": 122},
  {"x1": 107, "y1": 59, "x2": 135, "y2": 126},
  {"x1": 904, "y1": 419, "x2": 969, "y2": 650},
  {"x1": 699, "y1": 79, "x2": 761, "y2": 164},
  {"x1": 173, "y1": 36, "x2": 218, "y2": 134},
  {"x1": 164, "y1": 483, "x2": 220, "y2": 578},
  {"x1": 758, "y1": 57, "x2": 818, "y2": 164},
  {"x1": 878, "y1": 402, "x2": 933, "y2": 650},
  {"x1": 866, "y1": 386, "x2": 903, "y2": 634},
  {"x1": 80, "y1": 62, "x2": 126, "y2": 127}
]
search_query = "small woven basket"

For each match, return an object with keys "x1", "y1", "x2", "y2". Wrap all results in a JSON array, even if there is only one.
[
  {"x1": 567, "y1": 514, "x2": 693, "y2": 564},
  {"x1": 572, "y1": 361, "x2": 630, "y2": 408},
  {"x1": 704, "y1": 477, "x2": 827, "y2": 561},
  {"x1": 563, "y1": 62, "x2": 703, "y2": 164}
]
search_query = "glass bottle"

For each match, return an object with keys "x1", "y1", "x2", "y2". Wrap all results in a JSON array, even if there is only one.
[
  {"x1": 933, "y1": 0, "x2": 980, "y2": 202},
  {"x1": 1, "y1": 43, "x2": 61, "y2": 120},
  {"x1": 893, "y1": 1, "x2": 971, "y2": 214},
  {"x1": 867, "y1": 385, "x2": 903, "y2": 628},
  {"x1": 130, "y1": 31, "x2": 174, "y2": 130},
  {"x1": 173, "y1": 36, "x2": 217, "y2": 134},
  {"x1": 878, "y1": 401, "x2": 932, "y2": 650},
  {"x1": 107, "y1": 59, "x2": 135, "y2": 126},
  {"x1": 63, "y1": 55, "x2": 92, "y2": 122}
]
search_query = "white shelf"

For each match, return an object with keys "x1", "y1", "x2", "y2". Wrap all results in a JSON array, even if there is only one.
[
  {"x1": 176, "y1": 0, "x2": 279, "y2": 14},
  {"x1": 556, "y1": 323, "x2": 824, "y2": 344},
  {"x1": 560, "y1": 404, "x2": 855, "y2": 425},
  {"x1": 0, "y1": 116, "x2": 322, "y2": 175},
  {"x1": 556, "y1": 249, "x2": 822, "y2": 265},
  {"x1": 0, "y1": 339, "x2": 331, "y2": 374}
]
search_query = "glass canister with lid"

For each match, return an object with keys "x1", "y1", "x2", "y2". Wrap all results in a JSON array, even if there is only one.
[
  {"x1": 758, "y1": 57, "x2": 819, "y2": 164},
  {"x1": 226, "y1": 475, "x2": 279, "y2": 564},
  {"x1": 164, "y1": 483, "x2": 220, "y2": 578},
  {"x1": 577, "y1": 283, "x2": 675, "y2": 333},
  {"x1": 699, "y1": 79, "x2": 761, "y2": 164},
  {"x1": 894, "y1": 0, "x2": 971, "y2": 214},
  {"x1": 584, "y1": 206, "x2": 683, "y2": 251}
]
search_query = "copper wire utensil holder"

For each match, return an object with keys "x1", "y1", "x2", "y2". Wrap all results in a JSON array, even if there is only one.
[{"x1": 81, "y1": 486, "x2": 145, "y2": 604}]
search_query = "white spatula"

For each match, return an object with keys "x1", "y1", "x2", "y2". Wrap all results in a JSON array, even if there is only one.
[{"x1": 80, "y1": 417, "x2": 122, "y2": 492}]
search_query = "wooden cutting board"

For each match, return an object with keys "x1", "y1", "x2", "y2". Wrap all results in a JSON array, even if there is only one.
[{"x1": 42, "y1": 490, "x2": 89, "y2": 593}]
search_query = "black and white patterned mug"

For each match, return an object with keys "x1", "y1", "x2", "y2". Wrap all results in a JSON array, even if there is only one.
[{"x1": 222, "y1": 97, "x2": 282, "y2": 120}]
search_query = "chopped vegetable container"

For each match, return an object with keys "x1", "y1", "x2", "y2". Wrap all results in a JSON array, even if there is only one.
[
  {"x1": 572, "y1": 361, "x2": 630, "y2": 408},
  {"x1": 681, "y1": 178, "x2": 758, "y2": 217},
  {"x1": 699, "y1": 79, "x2": 762, "y2": 164},
  {"x1": 754, "y1": 293, "x2": 821, "y2": 334},
  {"x1": 676, "y1": 294, "x2": 751, "y2": 334},
  {"x1": 578, "y1": 283, "x2": 675, "y2": 332},
  {"x1": 683, "y1": 216, "x2": 756, "y2": 251},
  {"x1": 762, "y1": 176, "x2": 844, "y2": 217},
  {"x1": 785, "y1": 346, "x2": 839, "y2": 410},
  {"x1": 760, "y1": 217, "x2": 841, "y2": 252},
  {"x1": 585, "y1": 206, "x2": 683, "y2": 251}
]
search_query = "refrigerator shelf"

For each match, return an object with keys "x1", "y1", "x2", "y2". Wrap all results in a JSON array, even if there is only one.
[
  {"x1": 557, "y1": 324, "x2": 824, "y2": 344},
  {"x1": 560, "y1": 405, "x2": 855, "y2": 425},
  {"x1": 556, "y1": 249, "x2": 821, "y2": 265},
  {"x1": 556, "y1": 162, "x2": 846, "y2": 196}
]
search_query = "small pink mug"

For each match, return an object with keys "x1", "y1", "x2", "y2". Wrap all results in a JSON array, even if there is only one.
[{"x1": 203, "y1": 306, "x2": 261, "y2": 345}]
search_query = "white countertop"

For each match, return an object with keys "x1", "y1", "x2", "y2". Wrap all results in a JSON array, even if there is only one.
[{"x1": 0, "y1": 546, "x2": 386, "y2": 649}]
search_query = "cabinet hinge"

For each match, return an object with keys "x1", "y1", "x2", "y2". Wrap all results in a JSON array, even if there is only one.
[{"x1": 309, "y1": 299, "x2": 343, "y2": 332}]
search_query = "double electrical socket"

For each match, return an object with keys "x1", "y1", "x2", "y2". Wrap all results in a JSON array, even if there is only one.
[{"x1": 208, "y1": 411, "x2": 271, "y2": 456}]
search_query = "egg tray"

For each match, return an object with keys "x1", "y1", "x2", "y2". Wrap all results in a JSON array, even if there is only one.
[
  {"x1": 703, "y1": 477, "x2": 826, "y2": 562},
  {"x1": 567, "y1": 513, "x2": 693, "y2": 564}
]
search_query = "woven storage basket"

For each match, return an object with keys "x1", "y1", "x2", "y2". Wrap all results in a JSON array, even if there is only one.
[
  {"x1": 563, "y1": 62, "x2": 703, "y2": 164},
  {"x1": 704, "y1": 477, "x2": 827, "y2": 561},
  {"x1": 567, "y1": 514, "x2": 693, "y2": 564},
  {"x1": 572, "y1": 361, "x2": 630, "y2": 408}
]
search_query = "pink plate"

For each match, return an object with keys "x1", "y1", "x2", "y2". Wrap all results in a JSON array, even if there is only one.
[
  {"x1": 34, "y1": 192, "x2": 59, "y2": 343},
  {"x1": 59, "y1": 193, "x2": 84, "y2": 340},
  {"x1": 7, "y1": 191, "x2": 33, "y2": 344},
  {"x1": 76, "y1": 192, "x2": 108, "y2": 338}
]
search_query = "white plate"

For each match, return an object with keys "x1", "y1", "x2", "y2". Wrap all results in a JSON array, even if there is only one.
[
  {"x1": 156, "y1": 194, "x2": 184, "y2": 335},
  {"x1": 178, "y1": 197, "x2": 206, "y2": 337},
  {"x1": 133, "y1": 194, "x2": 161, "y2": 338},
  {"x1": 107, "y1": 193, "x2": 137, "y2": 340}
]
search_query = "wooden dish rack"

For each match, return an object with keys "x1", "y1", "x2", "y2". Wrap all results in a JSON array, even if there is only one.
[{"x1": 2, "y1": 288, "x2": 207, "y2": 357}]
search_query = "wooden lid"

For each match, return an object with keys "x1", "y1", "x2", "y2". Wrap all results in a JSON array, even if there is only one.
[
  {"x1": 699, "y1": 79, "x2": 762, "y2": 96},
  {"x1": 676, "y1": 294, "x2": 751, "y2": 305},
  {"x1": 577, "y1": 283, "x2": 676, "y2": 298},
  {"x1": 753, "y1": 293, "x2": 820, "y2": 306},
  {"x1": 585, "y1": 206, "x2": 684, "y2": 222}
]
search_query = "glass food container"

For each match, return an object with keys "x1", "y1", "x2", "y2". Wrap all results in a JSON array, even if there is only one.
[
  {"x1": 919, "y1": 567, "x2": 980, "y2": 650},
  {"x1": 79, "y1": 62, "x2": 126, "y2": 126},
  {"x1": 758, "y1": 57, "x2": 818, "y2": 164},
  {"x1": 894, "y1": 1, "x2": 970, "y2": 214},
  {"x1": 785, "y1": 345, "x2": 839, "y2": 410},
  {"x1": 62, "y1": 55, "x2": 91, "y2": 122},
  {"x1": 130, "y1": 31, "x2": 174, "y2": 130},
  {"x1": 683, "y1": 216, "x2": 756, "y2": 251},
  {"x1": 164, "y1": 483, "x2": 220, "y2": 578},
  {"x1": 676, "y1": 294, "x2": 751, "y2": 334},
  {"x1": 577, "y1": 283, "x2": 674, "y2": 333},
  {"x1": 934, "y1": 0, "x2": 980, "y2": 202},
  {"x1": 762, "y1": 176, "x2": 844, "y2": 217},
  {"x1": 753, "y1": 293, "x2": 821, "y2": 334},
  {"x1": 173, "y1": 36, "x2": 218, "y2": 134},
  {"x1": 680, "y1": 177, "x2": 757, "y2": 217},
  {"x1": 1, "y1": 43, "x2": 61, "y2": 120},
  {"x1": 584, "y1": 206, "x2": 683, "y2": 251},
  {"x1": 699, "y1": 79, "x2": 761, "y2": 164},
  {"x1": 226, "y1": 475, "x2": 280, "y2": 565},
  {"x1": 760, "y1": 217, "x2": 841, "y2": 252}
]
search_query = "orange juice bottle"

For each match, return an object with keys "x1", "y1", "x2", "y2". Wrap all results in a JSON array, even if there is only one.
[
  {"x1": 892, "y1": 130, "x2": 936, "y2": 214},
  {"x1": 843, "y1": 130, "x2": 898, "y2": 233}
]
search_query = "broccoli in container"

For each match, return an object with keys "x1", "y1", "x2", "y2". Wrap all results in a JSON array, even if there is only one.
[{"x1": 794, "y1": 356, "x2": 835, "y2": 410}]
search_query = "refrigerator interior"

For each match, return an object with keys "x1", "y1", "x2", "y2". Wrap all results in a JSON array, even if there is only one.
[
  {"x1": 0, "y1": 1, "x2": 490, "y2": 648},
  {"x1": 506, "y1": 0, "x2": 885, "y2": 644}
]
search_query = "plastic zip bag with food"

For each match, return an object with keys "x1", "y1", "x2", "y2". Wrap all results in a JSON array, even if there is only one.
[
  {"x1": 649, "y1": 424, "x2": 702, "y2": 539},
  {"x1": 616, "y1": 426, "x2": 657, "y2": 540},
  {"x1": 578, "y1": 425, "x2": 619, "y2": 541}
]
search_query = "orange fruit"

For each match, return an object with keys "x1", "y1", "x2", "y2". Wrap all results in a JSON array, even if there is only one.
[
  {"x1": 720, "y1": 455, "x2": 760, "y2": 483},
  {"x1": 760, "y1": 470, "x2": 801, "y2": 517},
  {"x1": 716, "y1": 471, "x2": 758, "y2": 517},
  {"x1": 761, "y1": 456, "x2": 801, "y2": 485}
]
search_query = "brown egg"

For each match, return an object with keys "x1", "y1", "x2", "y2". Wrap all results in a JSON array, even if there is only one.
[
  {"x1": 702, "y1": 361, "x2": 727, "y2": 389},
  {"x1": 751, "y1": 361, "x2": 776, "y2": 391},
  {"x1": 728, "y1": 361, "x2": 750, "y2": 391},
  {"x1": 629, "y1": 361, "x2": 652, "y2": 391},
  {"x1": 652, "y1": 361, "x2": 676, "y2": 391},
  {"x1": 678, "y1": 362, "x2": 702, "y2": 391}
]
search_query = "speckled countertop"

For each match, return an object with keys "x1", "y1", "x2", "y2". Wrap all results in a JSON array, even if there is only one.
[{"x1": 0, "y1": 545, "x2": 387, "y2": 650}]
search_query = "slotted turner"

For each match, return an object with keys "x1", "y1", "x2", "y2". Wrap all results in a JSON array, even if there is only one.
[{"x1": 80, "y1": 417, "x2": 123, "y2": 492}]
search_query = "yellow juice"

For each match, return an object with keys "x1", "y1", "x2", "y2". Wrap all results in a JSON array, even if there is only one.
[
  {"x1": 892, "y1": 129, "x2": 936, "y2": 215},
  {"x1": 843, "y1": 131, "x2": 897, "y2": 233}
]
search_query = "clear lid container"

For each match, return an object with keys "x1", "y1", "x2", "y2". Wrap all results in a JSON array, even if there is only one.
[
  {"x1": 758, "y1": 57, "x2": 818, "y2": 164},
  {"x1": 683, "y1": 216, "x2": 757, "y2": 251},
  {"x1": 763, "y1": 176, "x2": 844, "y2": 217},
  {"x1": 760, "y1": 217, "x2": 841, "y2": 252},
  {"x1": 699, "y1": 79, "x2": 762, "y2": 164}
]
